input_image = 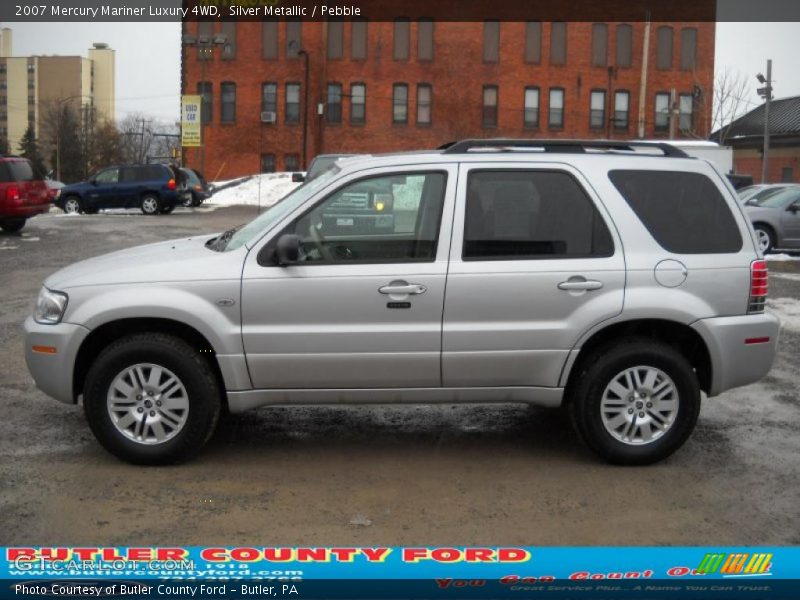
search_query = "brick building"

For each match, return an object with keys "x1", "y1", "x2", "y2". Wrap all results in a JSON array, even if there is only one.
[
  {"x1": 713, "y1": 95, "x2": 800, "y2": 184},
  {"x1": 181, "y1": 18, "x2": 714, "y2": 180}
]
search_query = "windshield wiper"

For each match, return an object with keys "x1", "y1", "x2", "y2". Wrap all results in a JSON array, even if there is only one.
[{"x1": 206, "y1": 226, "x2": 241, "y2": 251}]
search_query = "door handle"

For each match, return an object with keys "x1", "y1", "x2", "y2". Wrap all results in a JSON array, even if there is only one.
[
  {"x1": 557, "y1": 279, "x2": 603, "y2": 291},
  {"x1": 379, "y1": 283, "x2": 427, "y2": 295}
]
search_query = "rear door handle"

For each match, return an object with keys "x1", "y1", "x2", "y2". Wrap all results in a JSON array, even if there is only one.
[
  {"x1": 379, "y1": 283, "x2": 427, "y2": 295},
  {"x1": 557, "y1": 279, "x2": 604, "y2": 291}
]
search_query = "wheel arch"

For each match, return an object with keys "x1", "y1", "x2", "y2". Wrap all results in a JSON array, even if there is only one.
[
  {"x1": 73, "y1": 317, "x2": 227, "y2": 409},
  {"x1": 562, "y1": 318, "x2": 713, "y2": 397}
]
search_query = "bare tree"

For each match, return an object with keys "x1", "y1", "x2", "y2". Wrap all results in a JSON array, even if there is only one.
[{"x1": 713, "y1": 68, "x2": 751, "y2": 144}]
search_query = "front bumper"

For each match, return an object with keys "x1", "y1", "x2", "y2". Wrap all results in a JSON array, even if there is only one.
[
  {"x1": 692, "y1": 312, "x2": 781, "y2": 397},
  {"x1": 24, "y1": 316, "x2": 90, "y2": 404}
]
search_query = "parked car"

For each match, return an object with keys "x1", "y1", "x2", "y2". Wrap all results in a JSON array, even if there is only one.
[
  {"x1": 55, "y1": 164, "x2": 182, "y2": 215},
  {"x1": 743, "y1": 185, "x2": 800, "y2": 253},
  {"x1": 0, "y1": 155, "x2": 50, "y2": 233},
  {"x1": 738, "y1": 184, "x2": 791, "y2": 205},
  {"x1": 295, "y1": 154, "x2": 357, "y2": 184},
  {"x1": 180, "y1": 168, "x2": 212, "y2": 207},
  {"x1": 25, "y1": 139, "x2": 779, "y2": 466}
]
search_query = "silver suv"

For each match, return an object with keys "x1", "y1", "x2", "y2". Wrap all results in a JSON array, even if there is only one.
[{"x1": 24, "y1": 140, "x2": 780, "y2": 465}]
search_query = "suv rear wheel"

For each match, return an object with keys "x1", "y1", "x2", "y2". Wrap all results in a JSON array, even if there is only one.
[
  {"x1": 568, "y1": 339, "x2": 701, "y2": 465},
  {"x1": 0, "y1": 218, "x2": 26, "y2": 233},
  {"x1": 83, "y1": 333, "x2": 222, "y2": 465},
  {"x1": 140, "y1": 194, "x2": 161, "y2": 215}
]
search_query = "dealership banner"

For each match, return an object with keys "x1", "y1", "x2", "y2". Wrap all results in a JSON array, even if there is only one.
[
  {"x1": 2, "y1": 547, "x2": 800, "y2": 598},
  {"x1": 180, "y1": 95, "x2": 202, "y2": 148}
]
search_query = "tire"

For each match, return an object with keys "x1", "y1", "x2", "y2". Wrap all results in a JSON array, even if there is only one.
[
  {"x1": 182, "y1": 194, "x2": 194, "y2": 208},
  {"x1": 63, "y1": 196, "x2": 83, "y2": 214},
  {"x1": 0, "y1": 218, "x2": 26, "y2": 233},
  {"x1": 140, "y1": 194, "x2": 161, "y2": 215},
  {"x1": 754, "y1": 224, "x2": 775, "y2": 254},
  {"x1": 191, "y1": 196, "x2": 203, "y2": 207},
  {"x1": 83, "y1": 333, "x2": 222, "y2": 465},
  {"x1": 567, "y1": 339, "x2": 701, "y2": 465}
]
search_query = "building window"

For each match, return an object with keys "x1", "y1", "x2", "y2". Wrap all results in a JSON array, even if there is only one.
[
  {"x1": 418, "y1": 18, "x2": 434, "y2": 61},
  {"x1": 326, "y1": 83, "x2": 342, "y2": 123},
  {"x1": 614, "y1": 90, "x2": 630, "y2": 129},
  {"x1": 549, "y1": 88, "x2": 564, "y2": 128},
  {"x1": 679, "y1": 93, "x2": 693, "y2": 131},
  {"x1": 656, "y1": 26, "x2": 673, "y2": 70},
  {"x1": 351, "y1": 83, "x2": 366, "y2": 124},
  {"x1": 394, "y1": 18, "x2": 410, "y2": 60},
  {"x1": 591, "y1": 23, "x2": 608, "y2": 67},
  {"x1": 327, "y1": 20, "x2": 343, "y2": 59},
  {"x1": 261, "y1": 82, "x2": 277, "y2": 117},
  {"x1": 260, "y1": 154, "x2": 275, "y2": 173},
  {"x1": 681, "y1": 27, "x2": 697, "y2": 71},
  {"x1": 483, "y1": 85, "x2": 498, "y2": 128},
  {"x1": 483, "y1": 20, "x2": 500, "y2": 62},
  {"x1": 550, "y1": 22, "x2": 567, "y2": 65},
  {"x1": 525, "y1": 22, "x2": 541, "y2": 63},
  {"x1": 524, "y1": 87, "x2": 539, "y2": 128},
  {"x1": 28, "y1": 95, "x2": 35, "y2": 104},
  {"x1": 616, "y1": 24, "x2": 633, "y2": 68},
  {"x1": 590, "y1": 90, "x2": 605, "y2": 129},
  {"x1": 417, "y1": 84, "x2": 432, "y2": 125},
  {"x1": 221, "y1": 22, "x2": 236, "y2": 59},
  {"x1": 220, "y1": 82, "x2": 236, "y2": 122},
  {"x1": 285, "y1": 83, "x2": 300, "y2": 124},
  {"x1": 352, "y1": 18, "x2": 368, "y2": 60},
  {"x1": 286, "y1": 20, "x2": 302, "y2": 57},
  {"x1": 654, "y1": 92, "x2": 670, "y2": 131},
  {"x1": 392, "y1": 84, "x2": 408, "y2": 123},
  {"x1": 197, "y1": 82, "x2": 212, "y2": 123},
  {"x1": 197, "y1": 22, "x2": 213, "y2": 60},
  {"x1": 285, "y1": 154, "x2": 300, "y2": 172},
  {"x1": 262, "y1": 22, "x2": 278, "y2": 59},
  {"x1": 781, "y1": 167, "x2": 794, "y2": 183}
]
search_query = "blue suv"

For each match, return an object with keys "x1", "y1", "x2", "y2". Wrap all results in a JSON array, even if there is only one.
[{"x1": 56, "y1": 164, "x2": 182, "y2": 215}]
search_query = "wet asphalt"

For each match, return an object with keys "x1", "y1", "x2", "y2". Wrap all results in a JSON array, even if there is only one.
[{"x1": 1, "y1": 207, "x2": 798, "y2": 546}]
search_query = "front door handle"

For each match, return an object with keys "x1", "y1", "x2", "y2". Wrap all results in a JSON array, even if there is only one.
[
  {"x1": 379, "y1": 282, "x2": 427, "y2": 295},
  {"x1": 557, "y1": 279, "x2": 604, "y2": 291}
]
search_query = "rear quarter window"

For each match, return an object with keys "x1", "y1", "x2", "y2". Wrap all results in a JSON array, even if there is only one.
[
  {"x1": 8, "y1": 160, "x2": 35, "y2": 182},
  {"x1": 609, "y1": 170, "x2": 743, "y2": 254}
]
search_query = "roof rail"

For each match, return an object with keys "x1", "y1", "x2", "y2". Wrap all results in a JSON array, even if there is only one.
[{"x1": 439, "y1": 139, "x2": 690, "y2": 158}]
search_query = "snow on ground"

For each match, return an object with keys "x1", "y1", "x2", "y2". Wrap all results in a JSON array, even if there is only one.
[
  {"x1": 766, "y1": 253, "x2": 800, "y2": 261},
  {"x1": 771, "y1": 272, "x2": 800, "y2": 282},
  {"x1": 767, "y1": 297, "x2": 800, "y2": 333},
  {"x1": 208, "y1": 172, "x2": 301, "y2": 208}
]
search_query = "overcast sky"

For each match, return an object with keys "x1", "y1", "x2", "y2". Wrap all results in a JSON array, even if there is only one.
[{"x1": 5, "y1": 21, "x2": 800, "y2": 125}]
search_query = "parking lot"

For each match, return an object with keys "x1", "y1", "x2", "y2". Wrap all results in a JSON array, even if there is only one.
[{"x1": 1, "y1": 207, "x2": 799, "y2": 546}]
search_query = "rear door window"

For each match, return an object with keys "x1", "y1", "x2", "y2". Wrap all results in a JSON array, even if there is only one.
[
  {"x1": 463, "y1": 170, "x2": 614, "y2": 260},
  {"x1": 136, "y1": 166, "x2": 166, "y2": 182},
  {"x1": 609, "y1": 170, "x2": 742, "y2": 254}
]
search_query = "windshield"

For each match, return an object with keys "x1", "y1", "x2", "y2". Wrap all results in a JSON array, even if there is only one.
[
  {"x1": 220, "y1": 167, "x2": 340, "y2": 251},
  {"x1": 753, "y1": 187, "x2": 800, "y2": 209}
]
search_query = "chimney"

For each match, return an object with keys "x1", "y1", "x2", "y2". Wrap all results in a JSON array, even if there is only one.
[{"x1": 0, "y1": 28, "x2": 12, "y2": 57}]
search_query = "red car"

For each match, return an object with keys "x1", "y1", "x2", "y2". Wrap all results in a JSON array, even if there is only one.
[{"x1": 0, "y1": 155, "x2": 50, "y2": 232}]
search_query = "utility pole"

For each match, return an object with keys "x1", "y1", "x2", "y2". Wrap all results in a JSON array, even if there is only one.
[{"x1": 757, "y1": 60, "x2": 773, "y2": 183}]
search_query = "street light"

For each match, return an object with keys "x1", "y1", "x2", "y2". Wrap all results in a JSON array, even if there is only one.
[
  {"x1": 181, "y1": 31, "x2": 227, "y2": 173},
  {"x1": 288, "y1": 40, "x2": 310, "y2": 169},
  {"x1": 756, "y1": 60, "x2": 773, "y2": 183}
]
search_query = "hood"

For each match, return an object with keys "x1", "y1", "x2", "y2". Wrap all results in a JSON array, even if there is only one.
[{"x1": 45, "y1": 235, "x2": 245, "y2": 290}]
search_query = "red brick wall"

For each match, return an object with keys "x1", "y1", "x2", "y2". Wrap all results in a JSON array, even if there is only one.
[
  {"x1": 734, "y1": 147, "x2": 800, "y2": 183},
  {"x1": 182, "y1": 19, "x2": 715, "y2": 180}
]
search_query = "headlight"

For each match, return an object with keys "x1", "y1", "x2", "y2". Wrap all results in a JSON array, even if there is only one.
[{"x1": 34, "y1": 287, "x2": 68, "y2": 325}]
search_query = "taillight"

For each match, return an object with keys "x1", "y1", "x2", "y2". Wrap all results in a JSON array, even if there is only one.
[
  {"x1": 167, "y1": 178, "x2": 176, "y2": 190},
  {"x1": 748, "y1": 260, "x2": 768, "y2": 314},
  {"x1": 6, "y1": 185, "x2": 20, "y2": 203}
]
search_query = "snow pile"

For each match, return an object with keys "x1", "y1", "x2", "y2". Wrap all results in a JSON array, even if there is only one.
[
  {"x1": 766, "y1": 253, "x2": 800, "y2": 262},
  {"x1": 767, "y1": 297, "x2": 800, "y2": 333},
  {"x1": 208, "y1": 173, "x2": 301, "y2": 208}
]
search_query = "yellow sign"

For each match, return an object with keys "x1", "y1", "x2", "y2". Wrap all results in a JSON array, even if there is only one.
[{"x1": 181, "y1": 95, "x2": 202, "y2": 147}]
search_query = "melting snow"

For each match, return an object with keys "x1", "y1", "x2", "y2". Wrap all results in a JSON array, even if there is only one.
[
  {"x1": 767, "y1": 297, "x2": 800, "y2": 333},
  {"x1": 208, "y1": 173, "x2": 301, "y2": 208}
]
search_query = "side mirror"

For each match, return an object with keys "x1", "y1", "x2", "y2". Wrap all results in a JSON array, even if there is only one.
[
  {"x1": 275, "y1": 233, "x2": 302, "y2": 265},
  {"x1": 291, "y1": 172, "x2": 306, "y2": 183},
  {"x1": 788, "y1": 204, "x2": 800, "y2": 214}
]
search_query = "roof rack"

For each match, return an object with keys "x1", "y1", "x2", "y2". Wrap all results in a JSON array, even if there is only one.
[{"x1": 439, "y1": 139, "x2": 690, "y2": 158}]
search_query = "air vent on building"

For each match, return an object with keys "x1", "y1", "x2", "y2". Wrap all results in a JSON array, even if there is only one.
[{"x1": 260, "y1": 111, "x2": 277, "y2": 124}]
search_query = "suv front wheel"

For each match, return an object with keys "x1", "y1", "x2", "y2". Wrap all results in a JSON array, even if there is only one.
[
  {"x1": 83, "y1": 333, "x2": 222, "y2": 464},
  {"x1": 568, "y1": 340, "x2": 701, "y2": 465}
]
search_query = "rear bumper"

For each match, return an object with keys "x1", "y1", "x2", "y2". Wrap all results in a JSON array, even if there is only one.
[
  {"x1": 1, "y1": 203, "x2": 49, "y2": 219},
  {"x1": 692, "y1": 312, "x2": 781, "y2": 397},
  {"x1": 24, "y1": 316, "x2": 90, "y2": 404}
]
